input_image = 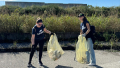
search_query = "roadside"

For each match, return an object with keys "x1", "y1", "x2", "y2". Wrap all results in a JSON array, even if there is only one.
[
  {"x1": 0, "y1": 50, "x2": 120, "y2": 68},
  {"x1": 0, "y1": 42, "x2": 120, "y2": 52}
]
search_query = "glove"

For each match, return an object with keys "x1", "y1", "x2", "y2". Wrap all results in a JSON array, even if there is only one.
[{"x1": 82, "y1": 33, "x2": 86, "y2": 37}]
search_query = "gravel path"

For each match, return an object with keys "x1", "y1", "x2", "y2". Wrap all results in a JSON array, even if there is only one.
[{"x1": 0, "y1": 50, "x2": 120, "y2": 68}]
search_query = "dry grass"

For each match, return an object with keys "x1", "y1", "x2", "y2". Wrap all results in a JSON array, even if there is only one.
[{"x1": 0, "y1": 13, "x2": 120, "y2": 33}]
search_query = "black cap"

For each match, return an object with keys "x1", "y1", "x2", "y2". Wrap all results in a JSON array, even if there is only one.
[
  {"x1": 78, "y1": 13, "x2": 84, "y2": 17},
  {"x1": 37, "y1": 19, "x2": 43, "y2": 23}
]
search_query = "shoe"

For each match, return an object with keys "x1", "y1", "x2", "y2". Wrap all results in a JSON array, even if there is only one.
[
  {"x1": 28, "y1": 63, "x2": 33, "y2": 67},
  {"x1": 88, "y1": 63, "x2": 96, "y2": 66},
  {"x1": 39, "y1": 61, "x2": 43, "y2": 66}
]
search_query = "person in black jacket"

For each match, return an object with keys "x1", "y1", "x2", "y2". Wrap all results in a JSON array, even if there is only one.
[
  {"x1": 28, "y1": 17, "x2": 53, "y2": 67},
  {"x1": 78, "y1": 13, "x2": 96, "y2": 66}
]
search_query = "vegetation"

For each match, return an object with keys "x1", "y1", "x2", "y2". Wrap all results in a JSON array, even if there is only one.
[
  {"x1": 0, "y1": 5, "x2": 120, "y2": 17},
  {"x1": 0, "y1": 14, "x2": 120, "y2": 33},
  {"x1": 0, "y1": 5, "x2": 120, "y2": 43}
]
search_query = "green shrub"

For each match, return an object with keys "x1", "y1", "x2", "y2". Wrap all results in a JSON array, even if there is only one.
[
  {"x1": 103, "y1": 32, "x2": 112, "y2": 41},
  {"x1": 0, "y1": 5, "x2": 120, "y2": 17},
  {"x1": 0, "y1": 6, "x2": 21, "y2": 14},
  {"x1": 0, "y1": 14, "x2": 120, "y2": 33}
]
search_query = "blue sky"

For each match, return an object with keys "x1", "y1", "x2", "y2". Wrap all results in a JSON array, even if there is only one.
[{"x1": 0, "y1": 0, "x2": 120, "y2": 7}]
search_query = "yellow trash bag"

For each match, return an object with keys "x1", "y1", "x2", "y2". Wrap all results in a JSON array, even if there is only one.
[
  {"x1": 47, "y1": 33, "x2": 64, "y2": 61},
  {"x1": 75, "y1": 35, "x2": 88, "y2": 64}
]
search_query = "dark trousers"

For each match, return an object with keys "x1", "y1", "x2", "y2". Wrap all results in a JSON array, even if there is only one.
[{"x1": 28, "y1": 39, "x2": 44, "y2": 64}]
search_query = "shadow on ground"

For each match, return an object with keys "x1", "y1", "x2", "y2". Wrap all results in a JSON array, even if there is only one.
[
  {"x1": 28, "y1": 65, "x2": 36, "y2": 68},
  {"x1": 27, "y1": 65, "x2": 49, "y2": 68},
  {"x1": 55, "y1": 65, "x2": 73, "y2": 68},
  {"x1": 91, "y1": 65, "x2": 103, "y2": 68},
  {"x1": 42, "y1": 65, "x2": 49, "y2": 68}
]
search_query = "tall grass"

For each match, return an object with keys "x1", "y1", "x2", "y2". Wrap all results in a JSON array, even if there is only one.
[
  {"x1": 0, "y1": 13, "x2": 37, "y2": 33},
  {"x1": 88, "y1": 15, "x2": 120, "y2": 32},
  {"x1": 0, "y1": 14, "x2": 120, "y2": 33}
]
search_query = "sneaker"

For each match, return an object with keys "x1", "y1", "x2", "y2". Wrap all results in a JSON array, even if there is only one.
[
  {"x1": 39, "y1": 61, "x2": 43, "y2": 66},
  {"x1": 28, "y1": 63, "x2": 33, "y2": 67},
  {"x1": 88, "y1": 63, "x2": 96, "y2": 66}
]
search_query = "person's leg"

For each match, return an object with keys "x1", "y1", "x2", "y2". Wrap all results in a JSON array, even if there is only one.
[
  {"x1": 28, "y1": 40, "x2": 38, "y2": 64},
  {"x1": 86, "y1": 51, "x2": 90, "y2": 63},
  {"x1": 38, "y1": 39, "x2": 44, "y2": 64},
  {"x1": 88, "y1": 38, "x2": 96, "y2": 64},
  {"x1": 86, "y1": 39, "x2": 90, "y2": 63}
]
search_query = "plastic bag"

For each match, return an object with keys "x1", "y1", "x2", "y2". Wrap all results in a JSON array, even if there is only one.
[
  {"x1": 75, "y1": 35, "x2": 88, "y2": 64},
  {"x1": 47, "y1": 33, "x2": 64, "y2": 61}
]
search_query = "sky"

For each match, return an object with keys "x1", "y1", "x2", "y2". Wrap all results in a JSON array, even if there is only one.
[{"x1": 0, "y1": 0, "x2": 120, "y2": 7}]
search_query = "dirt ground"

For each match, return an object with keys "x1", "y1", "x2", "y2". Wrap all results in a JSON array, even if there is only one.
[{"x1": 0, "y1": 50, "x2": 120, "y2": 68}]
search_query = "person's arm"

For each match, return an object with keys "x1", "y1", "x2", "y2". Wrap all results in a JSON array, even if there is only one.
[
  {"x1": 44, "y1": 28, "x2": 51, "y2": 34},
  {"x1": 80, "y1": 29, "x2": 83, "y2": 35},
  {"x1": 80, "y1": 23, "x2": 83, "y2": 35},
  {"x1": 31, "y1": 34, "x2": 35, "y2": 45},
  {"x1": 85, "y1": 23, "x2": 91, "y2": 35},
  {"x1": 31, "y1": 28, "x2": 35, "y2": 45}
]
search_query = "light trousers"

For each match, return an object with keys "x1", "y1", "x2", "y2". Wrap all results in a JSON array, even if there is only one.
[{"x1": 86, "y1": 38, "x2": 96, "y2": 64}]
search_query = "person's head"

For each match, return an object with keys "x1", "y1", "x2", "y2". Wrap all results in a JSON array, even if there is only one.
[
  {"x1": 36, "y1": 17, "x2": 43, "y2": 28},
  {"x1": 78, "y1": 13, "x2": 87, "y2": 22}
]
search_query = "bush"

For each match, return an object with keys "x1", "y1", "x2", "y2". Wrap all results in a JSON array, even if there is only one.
[
  {"x1": 0, "y1": 5, "x2": 120, "y2": 17},
  {"x1": 0, "y1": 14, "x2": 120, "y2": 33},
  {"x1": 0, "y1": 6, "x2": 21, "y2": 15}
]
